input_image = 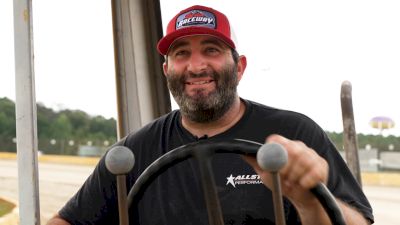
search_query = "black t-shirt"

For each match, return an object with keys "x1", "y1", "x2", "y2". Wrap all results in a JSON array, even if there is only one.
[{"x1": 59, "y1": 99, "x2": 374, "y2": 224}]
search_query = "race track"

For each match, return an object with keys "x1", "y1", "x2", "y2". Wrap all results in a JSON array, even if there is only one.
[
  {"x1": 0, "y1": 159, "x2": 93, "y2": 223},
  {"x1": 0, "y1": 159, "x2": 399, "y2": 224}
]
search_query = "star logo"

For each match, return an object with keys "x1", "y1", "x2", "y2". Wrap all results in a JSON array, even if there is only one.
[{"x1": 226, "y1": 174, "x2": 236, "y2": 188}]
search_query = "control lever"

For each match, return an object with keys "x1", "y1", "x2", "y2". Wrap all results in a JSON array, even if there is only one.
[
  {"x1": 105, "y1": 146, "x2": 135, "y2": 225},
  {"x1": 256, "y1": 143, "x2": 288, "y2": 225}
]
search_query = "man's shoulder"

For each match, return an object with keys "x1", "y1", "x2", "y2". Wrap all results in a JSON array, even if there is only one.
[
  {"x1": 245, "y1": 99, "x2": 311, "y2": 121},
  {"x1": 143, "y1": 110, "x2": 180, "y2": 130},
  {"x1": 123, "y1": 110, "x2": 180, "y2": 142},
  {"x1": 243, "y1": 99, "x2": 323, "y2": 139}
]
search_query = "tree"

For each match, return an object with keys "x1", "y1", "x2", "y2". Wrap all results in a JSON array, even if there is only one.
[
  {"x1": 1, "y1": 98, "x2": 117, "y2": 155},
  {"x1": 0, "y1": 97, "x2": 16, "y2": 151}
]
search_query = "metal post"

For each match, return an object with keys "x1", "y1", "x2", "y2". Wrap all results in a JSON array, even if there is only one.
[
  {"x1": 270, "y1": 172, "x2": 286, "y2": 225},
  {"x1": 116, "y1": 175, "x2": 129, "y2": 225},
  {"x1": 111, "y1": 0, "x2": 170, "y2": 139},
  {"x1": 195, "y1": 150, "x2": 224, "y2": 225},
  {"x1": 13, "y1": 0, "x2": 41, "y2": 224},
  {"x1": 340, "y1": 81, "x2": 362, "y2": 186}
]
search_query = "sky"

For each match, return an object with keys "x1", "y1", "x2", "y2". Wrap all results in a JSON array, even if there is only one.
[{"x1": 1, "y1": 0, "x2": 400, "y2": 137}]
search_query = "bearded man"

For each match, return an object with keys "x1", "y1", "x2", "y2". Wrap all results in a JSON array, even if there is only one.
[{"x1": 47, "y1": 5, "x2": 373, "y2": 225}]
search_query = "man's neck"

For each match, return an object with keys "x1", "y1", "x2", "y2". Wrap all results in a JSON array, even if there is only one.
[{"x1": 181, "y1": 98, "x2": 245, "y2": 138}]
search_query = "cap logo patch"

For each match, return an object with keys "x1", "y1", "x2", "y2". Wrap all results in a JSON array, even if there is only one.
[{"x1": 176, "y1": 9, "x2": 216, "y2": 30}]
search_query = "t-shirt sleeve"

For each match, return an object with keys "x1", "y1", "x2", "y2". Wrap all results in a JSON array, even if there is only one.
[
  {"x1": 323, "y1": 140, "x2": 375, "y2": 223},
  {"x1": 278, "y1": 112, "x2": 374, "y2": 223},
  {"x1": 297, "y1": 118, "x2": 374, "y2": 223},
  {"x1": 58, "y1": 153, "x2": 121, "y2": 224}
]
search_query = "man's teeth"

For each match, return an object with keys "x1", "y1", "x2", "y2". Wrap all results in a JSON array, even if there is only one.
[{"x1": 188, "y1": 80, "x2": 212, "y2": 85}]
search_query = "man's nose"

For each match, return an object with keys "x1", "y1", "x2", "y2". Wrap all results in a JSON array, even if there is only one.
[{"x1": 187, "y1": 52, "x2": 207, "y2": 74}]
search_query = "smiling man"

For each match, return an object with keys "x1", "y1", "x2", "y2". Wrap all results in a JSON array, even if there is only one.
[
  {"x1": 47, "y1": 5, "x2": 373, "y2": 225},
  {"x1": 164, "y1": 35, "x2": 245, "y2": 136}
]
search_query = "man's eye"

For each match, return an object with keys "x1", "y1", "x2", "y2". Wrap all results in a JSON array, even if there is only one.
[
  {"x1": 205, "y1": 47, "x2": 219, "y2": 54},
  {"x1": 174, "y1": 50, "x2": 189, "y2": 57}
]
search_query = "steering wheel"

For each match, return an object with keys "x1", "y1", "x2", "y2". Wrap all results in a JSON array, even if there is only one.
[{"x1": 113, "y1": 139, "x2": 347, "y2": 225}]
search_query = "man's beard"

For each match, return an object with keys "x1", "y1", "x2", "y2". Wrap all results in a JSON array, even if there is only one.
[{"x1": 166, "y1": 64, "x2": 238, "y2": 123}]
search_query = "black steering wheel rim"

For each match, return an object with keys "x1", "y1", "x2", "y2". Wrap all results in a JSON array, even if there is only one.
[{"x1": 126, "y1": 139, "x2": 346, "y2": 225}]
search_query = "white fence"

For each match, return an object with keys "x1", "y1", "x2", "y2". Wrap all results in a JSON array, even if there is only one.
[{"x1": 340, "y1": 149, "x2": 400, "y2": 172}]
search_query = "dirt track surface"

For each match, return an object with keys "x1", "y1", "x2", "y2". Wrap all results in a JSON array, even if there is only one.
[
  {"x1": 0, "y1": 159, "x2": 94, "y2": 223},
  {"x1": 1, "y1": 159, "x2": 399, "y2": 224}
]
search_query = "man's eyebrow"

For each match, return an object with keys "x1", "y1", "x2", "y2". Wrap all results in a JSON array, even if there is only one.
[
  {"x1": 169, "y1": 40, "x2": 189, "y2": 53},
  {"x1": 168, "y1": 37, "x2": 228, "y2": 54},
  {"x1": 201, "y1": 38, "x2": 226, "y2": 48}
]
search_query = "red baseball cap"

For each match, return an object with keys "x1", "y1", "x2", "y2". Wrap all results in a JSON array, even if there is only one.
[{"x1": 157, "y1": 5, "x2": 236, "y2": 55}]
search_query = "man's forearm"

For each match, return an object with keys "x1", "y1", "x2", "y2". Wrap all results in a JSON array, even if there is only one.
[
  {"x1": 338, "y1": 200, "x2": 371, "y2": 225},
  {"x1": 46, "y1": 214, "x2": 71, "y2": 225},
  {"x1": 296, "y1": 198, "x2": 370, "y2": 225}
]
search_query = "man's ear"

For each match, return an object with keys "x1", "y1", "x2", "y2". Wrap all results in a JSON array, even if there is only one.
[
  {"x1": 162, "y1": 61, "x2": 168, "y2": 76},
  {"x1": 236, "y1": 55, "x2": 247, "y2": 82}
]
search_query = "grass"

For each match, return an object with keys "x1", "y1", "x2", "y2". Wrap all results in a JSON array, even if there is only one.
[{"x1": 0, "y1": 198, "x2": 15, "y2": 217}]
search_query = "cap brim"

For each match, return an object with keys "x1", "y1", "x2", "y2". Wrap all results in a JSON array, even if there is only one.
[{"x1": 157, "y1": 27, "x2": 235, "y2": 55}]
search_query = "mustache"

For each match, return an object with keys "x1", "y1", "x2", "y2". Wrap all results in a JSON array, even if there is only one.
[{"x1": 182, "y1": 71, "x2": 217, "y2": 81}]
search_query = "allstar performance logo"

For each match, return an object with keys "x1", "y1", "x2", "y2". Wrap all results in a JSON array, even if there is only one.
[{"x1": 226, "y1": 174, "x2": 263, "y2": 188}]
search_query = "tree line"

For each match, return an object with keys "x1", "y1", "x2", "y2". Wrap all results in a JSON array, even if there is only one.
[
  {"x1": 1, "y1": 97, "x2": 399, "y2": 155},
  {"x1": 0, "y1": 97, "x2": 117, "y2": 155},
  {"x1": 328, "y1": 132, "x2": 400, "y2": 152}
]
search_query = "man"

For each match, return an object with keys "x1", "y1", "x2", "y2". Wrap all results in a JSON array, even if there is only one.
[{"x1": 47, "y1": 5, "x2": 373, "y2": 225}]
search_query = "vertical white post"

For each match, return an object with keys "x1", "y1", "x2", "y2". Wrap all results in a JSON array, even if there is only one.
[
  {"x1": 13, "y1": 0, "x2": 41, "y2": 224},
  {"x1": 111, "y1": 0, "x2": 170, "y2": 139}
]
